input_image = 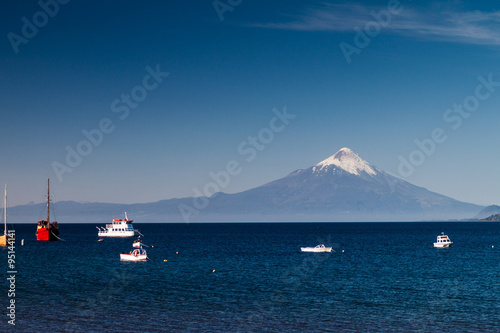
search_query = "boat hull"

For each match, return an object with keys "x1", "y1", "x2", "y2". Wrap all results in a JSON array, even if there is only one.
[
  {"x1": 99, "y1": 231, "x2": 136, "y2": 237},
  {"x1": 0, "y1": 234, "x2": 12, "y2": 247},
  {"x1": 120, "y1": 254, "x2": 147, "y2": 261},
  {"x1": 434, "y1": 242, "x2": 452, "y2": 248},
  {"x1": 36, "y1": 227, "x2": 59, "y2": 241},
  {"x1": 301, "y1": 247, "x2": 332, "y2": 252}
]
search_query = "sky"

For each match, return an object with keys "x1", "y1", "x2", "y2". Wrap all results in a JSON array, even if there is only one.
[{"x1": 1, "y1": 0, "x2": 500, "y2": 208}]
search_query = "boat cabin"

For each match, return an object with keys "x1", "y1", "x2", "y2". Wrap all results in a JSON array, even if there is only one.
[{"x1": 436, "y1": 235, "x2": 451, "y2": 243}]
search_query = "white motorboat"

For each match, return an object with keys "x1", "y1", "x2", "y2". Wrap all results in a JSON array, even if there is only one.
[
  {"x1": 434, "y1": 233, "x2": 453, "y2": 248},
  {"x1": 120, "y1": 248, "x2": 147, "y2": 261},
  {"x1": 301, "y1": 244, "x2": 332, "y2": 252},
  {"x1": 97, "y1": 212, "x2": 138, "y2": 237}
]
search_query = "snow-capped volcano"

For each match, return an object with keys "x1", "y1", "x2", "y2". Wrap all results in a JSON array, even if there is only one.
[
  {"x1": 313, "y1": 147, "x2": 377, "y2": 176},
  {"x1": 193, "y1": 146, "x2": 483, "y2": 221}
]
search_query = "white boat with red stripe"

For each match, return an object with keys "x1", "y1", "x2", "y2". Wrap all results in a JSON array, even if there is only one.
[{"x1": 120, "y1": 248, "x2": 147, "y2": 261}]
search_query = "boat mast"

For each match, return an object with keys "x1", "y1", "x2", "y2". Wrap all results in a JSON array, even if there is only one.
[
  {"x1": 47, "y1": 178, "x2": 50, "y2": 224},
  {"x1": 4, "y1": 184, "x2": 6, "y2": 236}
]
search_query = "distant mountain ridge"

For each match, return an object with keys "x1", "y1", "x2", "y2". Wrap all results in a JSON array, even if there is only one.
[
  {"x1": 475, "y1": 205, "x2": 500, "y2": 219},
  {"x1": 8, "y1": 148, "x2": 484, "y2": 222},
  {"x1": 479, "y1": 214, "x2": 500, "y2": 222}
]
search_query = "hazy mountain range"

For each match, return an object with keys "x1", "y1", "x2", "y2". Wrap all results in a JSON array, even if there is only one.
[
  {"x1": 8, "y1": 148, "x2": 487, "y2": 223},
  {"x1": 475, "y1": 205, "x2": 500, "y2": 219}
]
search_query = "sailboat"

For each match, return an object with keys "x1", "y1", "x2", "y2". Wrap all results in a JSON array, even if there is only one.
[
  {"x1": 0, "y1": 185, "x2": 12, "y2": 247},
  {"x1": 36, "y1": 178, "x2": 60, "y2": 241}
]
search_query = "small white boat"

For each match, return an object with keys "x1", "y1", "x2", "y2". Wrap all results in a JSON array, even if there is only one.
[
  {"x1": 120, "y1": 248, "x2": 147, "y2": 261},
  {"x1": 97, "y1": 212, "x2": 138, "y2": 237},
  {"x1": 133, "y1": 238, "x2": 146, "y2": 248},
  {"x1": 434, "y1": 233, "x2": 453, "y2": 248},
  {"x1": 301, "y1": 244, "x2": 332, "y2": 252}
]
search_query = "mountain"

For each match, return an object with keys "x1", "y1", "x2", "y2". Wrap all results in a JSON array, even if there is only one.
[
  {"x1": 479, "y1": 214, "x2": 500, "y2": 222},
  {"x1": 8, "y1": 148, "x2": 484, "y2": 222},
  {"x1": 475, "y1": 205, "x2": 500, "y2": 219},
  {"x1": 197, "y1": 148, "x2": 483, "y2": 221}
]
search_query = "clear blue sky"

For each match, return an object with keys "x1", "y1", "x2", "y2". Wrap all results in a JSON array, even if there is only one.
[{"x1": 1, "y1": 0, "x2": 500, "y2": 207}]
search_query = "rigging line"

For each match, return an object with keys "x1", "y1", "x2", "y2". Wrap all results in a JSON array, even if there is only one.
[
  {"x1": 38, "y1": 199, "x2": 46, "y2": 221},
  {"x1": 50, "y1": 192, "x2": 58, "y2": 222},
  {"x1": 50, "y1": 230, "x2": 66, "y2": 242}
]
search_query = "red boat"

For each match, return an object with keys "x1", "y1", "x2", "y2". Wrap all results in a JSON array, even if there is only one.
[{"x1": 36, "y1": 178, "x2": 60, "y2": 241}]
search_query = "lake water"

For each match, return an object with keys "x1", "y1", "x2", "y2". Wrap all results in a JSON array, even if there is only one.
[{"x1": 2, "y1": 222, "x2": 500, "y2": 332}]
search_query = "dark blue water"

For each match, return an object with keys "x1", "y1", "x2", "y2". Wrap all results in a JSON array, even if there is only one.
[{"x1": 2, "y1": 222, "x2": 500, "y2": 332}]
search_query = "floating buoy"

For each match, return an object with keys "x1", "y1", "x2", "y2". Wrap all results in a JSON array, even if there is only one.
[
  {"x1": 164, "y1": 259, "x2": 168, "y2": 262},
  {"x1": 212, "y1": 269, "x2": 216, "y2": 273},
  {"x1": 176, "y1": 251, "x2": 179, "y2": 254},
  {"x1": 342, "y1": 250, "x2": 344, "y2": 253}
]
